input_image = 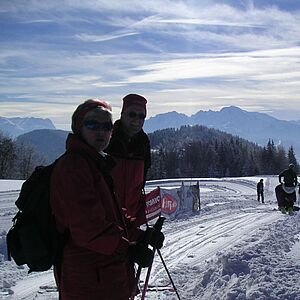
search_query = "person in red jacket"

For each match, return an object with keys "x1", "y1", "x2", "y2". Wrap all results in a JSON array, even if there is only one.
[
  {"x1": 106, "y1": 94, "x2": 151, "y2": 229},
  {"x1": 50, "y1": 99, "x2": 154, "y2": 300}
]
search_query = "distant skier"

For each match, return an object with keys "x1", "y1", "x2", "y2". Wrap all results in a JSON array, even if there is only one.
[
  {"x1": 276, "y1": 164, "x2": 298, "y2": 214},
  {"x1": 257, "y1": 179, "x2": 264, "y2": 203}
]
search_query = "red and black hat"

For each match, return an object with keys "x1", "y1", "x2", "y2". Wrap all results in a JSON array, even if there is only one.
[
  {"x1": 71, "y1": 99, "x2": 112, "y2": 135},
  {"x1": 121, "y1": 94, "x2": 147, "y2": 114}
]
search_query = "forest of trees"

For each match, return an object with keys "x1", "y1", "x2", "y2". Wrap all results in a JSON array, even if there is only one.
[
  {"x1": 0, "y1": 131, "x2": 44, "y2": 179},
  {"x1": 147, "y1": 125, "x2": 299, "y2": 180},
  {"x1": 0, "y1": 125, "x2": 299, "y2": 180}
]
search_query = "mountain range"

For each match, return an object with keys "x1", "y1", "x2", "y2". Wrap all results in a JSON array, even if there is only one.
[
  {"x1": 0, "y1": 116, "x2": 55, "y2": 138},
  {"x1": 144, "y1": 106, "x2": 300, "y2": 160},
  {"x1": 1, "y1": 106, "x2": 300, "y2": 163}
]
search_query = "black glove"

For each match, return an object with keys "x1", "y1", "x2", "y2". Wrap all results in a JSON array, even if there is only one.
[
  {"x1": 129, "y1": 243, "x2": 154, "y2": 268},
  {"x1": 143, "y1": 227, "x2": 165, "y2": 249}
]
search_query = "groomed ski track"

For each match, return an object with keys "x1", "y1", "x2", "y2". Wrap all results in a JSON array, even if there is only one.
[
  {"x1": 147, "y1": 208, "x2": 280, "y2": 283},
  {"x1": 3, "y1": 177, "x2": 286, "y2": 299},
  {"x1": 136, "y1": 177, "x2": 284, "y2": 299}
]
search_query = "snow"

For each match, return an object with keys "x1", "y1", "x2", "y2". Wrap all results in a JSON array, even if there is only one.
[
  {"x1": 0, "y1": 180, "x2": 24, "y2": 192},
  {"x1": 0, "y1": 176, "x2": 300, "y2": 299}
]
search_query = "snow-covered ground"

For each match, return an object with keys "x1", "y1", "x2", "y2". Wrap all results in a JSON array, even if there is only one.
[{"x1": 0, "y1": 176, "x2": 300, "y2": 299}]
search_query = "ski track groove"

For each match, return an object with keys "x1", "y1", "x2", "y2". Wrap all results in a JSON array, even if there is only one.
[{"x1": 149, "y1": 209, "x2": 281, "y2": 283}]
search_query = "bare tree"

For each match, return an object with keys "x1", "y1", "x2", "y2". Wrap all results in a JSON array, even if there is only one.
[{"x1": 15, "y1": 142, "x2": 37, "y2": 179}]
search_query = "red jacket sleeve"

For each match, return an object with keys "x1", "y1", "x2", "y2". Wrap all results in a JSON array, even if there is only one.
[{"x1": 51, "y1": 154, "x2": 128, "y2": 256}]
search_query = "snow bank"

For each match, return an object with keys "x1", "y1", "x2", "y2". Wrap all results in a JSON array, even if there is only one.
[{"x1": 187, "y1": 213, "x2": 300, "y2": 300}]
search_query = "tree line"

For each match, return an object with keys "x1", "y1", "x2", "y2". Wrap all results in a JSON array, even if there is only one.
[
  {"x1": 1, "y1": 125, "x2": 299, "y2": 180},
  {"x1": 0, "y1": 131, "x2": 44, "y2": 179},
  {"x1": 147, "y1": 125, "x2": 299, "y2": 179}
]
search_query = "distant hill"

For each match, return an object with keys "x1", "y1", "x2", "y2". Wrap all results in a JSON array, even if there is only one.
[
  {"x1": 0, "y1": 116, "x2": 55, "y2": 138},
  {"x1": 147, "y1": 125, "x2": 290, "y2": 179},
  {"x1": 16, "y1": 129, "x2": 69, "y2": 163},
  {"x1": 146, "y1": 111, "x2": 190, "y2": 130},
  {"x1": 144, "y1": 106, "x2": 300, "y2": 159},
  {"x1": 2, "y1": 122, "x2": 294, "y2": 179},
  {"x1": 10, "y1": 106, "x2": 300, "y2": 166}
]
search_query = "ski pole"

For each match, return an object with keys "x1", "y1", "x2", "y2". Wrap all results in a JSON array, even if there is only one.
[
  {"x1": 298, "y1": 183, "x2": 300, "y2": 207},
  {"x1": 130, "y1": 265, "x2": 142, "y2": 300},
  {"x1": 131, "y1": 216, "x2": 165, "y2": 300},
  {"x1": 141, "y1": 216, "x2": 166, "y2": 300},
  {"x1": 157, "y1": 249, "x2": 181, "y2": 300},
  {"x1": 140, "y1": 256, "x2": 154, "y2": 300}
]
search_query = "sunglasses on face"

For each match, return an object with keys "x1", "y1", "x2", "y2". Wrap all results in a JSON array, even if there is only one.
[
  {"x1": 128, "y1": 111, "x2": 146, "y2": 120},
  {"x1": 83, "y1": 120, "x2": 113, "y2": 131}
]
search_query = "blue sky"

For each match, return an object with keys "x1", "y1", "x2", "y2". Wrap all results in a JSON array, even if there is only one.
[{"x1": 1, "y1": 0, "x2": 300, "y2": 130}]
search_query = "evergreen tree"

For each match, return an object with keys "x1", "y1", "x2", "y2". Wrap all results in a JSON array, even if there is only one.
[
  {"x1": 288, "y1": 146, "x2": 299, "y2": 173},
  {"x1": 0, "y1": 133, "x2": 16, "y2": 178},
  {"x1": 266, "y1": 139, "x2": 276, "y2": 174},
  {"x1": 274, "y1": 146, "x2": 288, "y2": 174}
]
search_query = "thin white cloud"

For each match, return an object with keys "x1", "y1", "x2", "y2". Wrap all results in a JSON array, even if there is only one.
[
  {"x1": 75, "y1": 31, "x2": 138, "y2": 42},
  {"x1": 20, "y1": 19, "x2": 56, "y2": 24},
  {"x1": 152, "y1": 17, "x2": 265, "y2": 28},
  {"x1": 121, "y1": 47, "x2": 300, "y2": 84}
]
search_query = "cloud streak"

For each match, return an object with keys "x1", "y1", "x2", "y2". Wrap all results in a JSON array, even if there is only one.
[{"x1": 75, "y1": 30, "x2": 139, "y2": 42}]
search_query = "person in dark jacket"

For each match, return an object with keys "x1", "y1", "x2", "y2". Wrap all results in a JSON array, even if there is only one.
[
  {"x1": 50, "y1": 99, "x2": 154, "y2": 300},
  {"x1": 276, "y1": 164, "x2": 298, "y2": 213},
  {"x1": 279, "y1": 163, "x2": 298, "y2": 187},
  {"x1": 257, "y1": 179, "x2": 264, "y2": 203},
  {"x1": 106, "y1": 94, "x2": 151, "y2": 228}
]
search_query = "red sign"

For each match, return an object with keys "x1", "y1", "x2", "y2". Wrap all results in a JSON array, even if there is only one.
[
  {"x1": 161, "y1": 194, "x2": 178, "y2": 214},
  {"x1": 145, "y1": 188, "x2": 162, "y2": 221}
]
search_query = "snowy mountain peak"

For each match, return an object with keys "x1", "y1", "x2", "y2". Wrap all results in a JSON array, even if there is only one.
[
  {"x1": 220, "y1": 105, "x2": 243, "y2": 113},
  {"x1": 0, "y1": 116, "x2": 56, "y2": 138}
]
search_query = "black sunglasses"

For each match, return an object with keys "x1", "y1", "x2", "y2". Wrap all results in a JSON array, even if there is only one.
[
  {"x1": 128, "y1": 111, "x2": 146, "y2": 120},
  {"x1": 83, "y1": 120, "x2": 113, "y2": 131}
]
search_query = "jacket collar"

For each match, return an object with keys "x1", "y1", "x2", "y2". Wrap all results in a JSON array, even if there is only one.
[
  {"x1": 112, "y1": 119, "x2": 145, "y2": 142},
  {"x1": 66, "y1": 133, "x2": 115, "y2": 172}
]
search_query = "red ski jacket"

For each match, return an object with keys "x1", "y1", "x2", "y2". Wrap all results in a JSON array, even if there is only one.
[
  {"x1": 50, "y1": 134, "x2": 134, "y2": 300},
  {"x1": 106, "y1": 120, "x2": 151, "y2": 229}
]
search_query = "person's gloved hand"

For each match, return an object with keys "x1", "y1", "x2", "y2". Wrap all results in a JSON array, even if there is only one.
[
  {"x1": 122, "y1": 208, "x2": 137, "y2": 225},
  {"x1": 143, "y1": 227, "x2": 165, "y2": 249},
  {"x1": 129, "y1": 243, "x2": 154, "y2": 268}
]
